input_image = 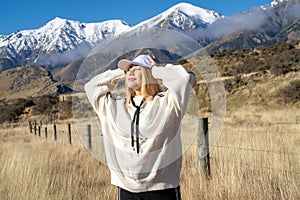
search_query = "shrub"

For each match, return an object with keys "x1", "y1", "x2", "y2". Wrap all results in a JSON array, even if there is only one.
[
  {"x1": 31, "y1": 94, "x2": 58, "y2": 115},
  {"x1": 275, "y1": 80, "x2": 300, "y2": 104},
  {"x1": 0, "y1": 98, "x2": 34, "y2": 123}
]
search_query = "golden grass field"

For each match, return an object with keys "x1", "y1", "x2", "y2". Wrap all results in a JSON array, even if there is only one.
[{"x1": 0, "y1": 106, "x2": 299, "y2": 200}]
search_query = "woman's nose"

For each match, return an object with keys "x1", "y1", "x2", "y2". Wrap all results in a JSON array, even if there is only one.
[{"x1": 129, "y1": 69, "x2": 135, "y2": 75}]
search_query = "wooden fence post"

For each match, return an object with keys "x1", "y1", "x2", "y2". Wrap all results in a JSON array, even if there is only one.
[
  {"x1": 28, "y1": 121, "x2": 32, "y2": 133},
  {"x1": 196, "y1": 118, "x2": 211, "y2": 178},
  {"x1": 67, "y1": 123, "x2": 72, "y2": 145},
  {"x1": 38, "y1": 126, "x2": 41, "y2": 137},
  {"x1": 53, "y1": 124, "x2": 57, "y2": 141},
  {"x1": 86, "y1": 124, "x2": 91, "y2": 150},
  {"x1": 34, "y1": 123, "x2": 37, "y2": 135},
  {"x1": 45, "y1": 127, "x2": 48, "y2": 139}
]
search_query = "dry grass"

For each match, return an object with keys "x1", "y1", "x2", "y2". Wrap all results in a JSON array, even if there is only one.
[
  {"x1": 0, "y1": 108, "x2": 299, "y2": 199},
  {"x1": 0, "y1": 125, "x2": 116, "y2": 200}
]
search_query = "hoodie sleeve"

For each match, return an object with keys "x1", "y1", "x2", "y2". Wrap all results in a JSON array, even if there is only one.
[
  {"x1": 151, "y1": 64, "x2": 195, "y2": 117},
  {"x1": 84, "y1": 68, "x2": 125, "y2": 112}
]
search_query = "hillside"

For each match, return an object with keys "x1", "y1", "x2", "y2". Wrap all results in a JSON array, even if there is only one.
[
  {"x1": 1, "y1": 1, "x2": 300, "y2": 74},
  {"x1": 182, "y1": 41, "x2": 300, "y2": 114},
  {"x1": 216, "y1": 41, "x2": 300, "y2": 108},
  {"x1": 0, "y1": 41, "x2": 299, "y2": 123},
  {"x1": 211, "y1": 41, "x2": 300, "y2": 76},
  {"x1": 0, "y1": 66, "x2": 72, "y2": 100}
]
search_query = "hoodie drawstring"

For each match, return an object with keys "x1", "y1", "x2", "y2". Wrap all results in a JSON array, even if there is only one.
[{"x1": 130, "y1": 96, "x2": 144, "y2": 154}]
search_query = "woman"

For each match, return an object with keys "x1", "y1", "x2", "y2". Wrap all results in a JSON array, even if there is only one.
[{"x1": 84, "y1": 54, "x2": 196, "y2": 200}]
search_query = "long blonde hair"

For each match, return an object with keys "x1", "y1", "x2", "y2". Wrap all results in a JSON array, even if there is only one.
[{"x1": 125, "y1": 67, "x2": 161, "y2": 107}]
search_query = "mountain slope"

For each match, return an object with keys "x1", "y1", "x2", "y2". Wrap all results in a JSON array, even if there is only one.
[
  {"x1": 205, "y1": 0, "x2": 300, "y2": 51},
  {"x1": 0, "y1": 3, "x2": 223, "y2": 73},
  {"x1": 0, "y1": 1, "x2": 299, "y2": 75},
  {"x1": 0, "y1": 18, "x2": 131, "y2": 71},
  {"x1": 132, "y1": 2, "x2": 223, "y2": 30},
  {"x1": 0, "y1": 66, "x2": 72, "y2": 100}
]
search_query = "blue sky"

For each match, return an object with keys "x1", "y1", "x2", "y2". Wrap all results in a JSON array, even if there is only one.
[{"x1": 0, "y1": 0, "x2": 273, "y2": 35}]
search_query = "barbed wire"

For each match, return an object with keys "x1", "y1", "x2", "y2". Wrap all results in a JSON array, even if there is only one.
[
  {"x1": 211, "y1": 157, "x2": 300, "y2": 175},
  {"x1": 220, "y1": 121, "x2": 300, "y2": 125},
  {"x1": 211, "y1": 157, "x2": 300, "y2": 193},
  {"x1": 253, "y1": 178, "x2": 300, "y2": 194},
  {"x1": 215, "y1": 145, "x2": 300, "y2": 157},
  {"x1": 221, "y1": 129, "x2": 300, "y2": 135}
]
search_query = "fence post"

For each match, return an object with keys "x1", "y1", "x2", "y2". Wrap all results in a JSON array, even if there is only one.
[
  {"x1": 86, "y1": 124, "x2": 91, "y2": 150},
  {"x1": 34, "y1": 123, "x2": 37, "y2": 135},
  {"x1": 45, "y1": 126, "x2": 48, "y2": 139},
  {"x1": 67, "y1": 123, "x2": 72, "y2": 145},
  {"x1": 53, "y1": 124, "x2": 57, "y2": 141},
  {"x1": 196, "y1": 118, "x2": 211, "y2": 178},
  {"x1": 28, "y1": 121, "x2": 32, "y2": 133},
  {"x1": 38, "y1": 126, "x2": 41, "y2": 137}
]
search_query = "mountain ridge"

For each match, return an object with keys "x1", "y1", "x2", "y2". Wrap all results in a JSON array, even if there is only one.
[
  {"x1": 0, "y1": 65, "x2": 72, "y2": 100},
  {"x1": 0, "y1": 0, "x2": 299, "y2": 75}
]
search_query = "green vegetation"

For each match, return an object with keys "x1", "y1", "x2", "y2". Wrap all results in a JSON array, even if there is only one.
[
  {"x1": 275, "y1": 80, "x2": 300, "y2": 104},
  {"x1": 30, "y1": 94, "x2": 58, "y2": 116},
  {"x1": 210, "y1": 42, "x2": 300, "y2": 76},
  {"x1": 0, "y1": 98, "x2": 34, "y2": 123},
  {"x1": 1, "y1": 41, "x2": 299, "y2": 124},
  {"x1": 0, "y1": 94, "x2": 73, "y2": 123}
]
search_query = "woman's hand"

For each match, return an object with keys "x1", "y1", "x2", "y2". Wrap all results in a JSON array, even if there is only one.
[
  {"x1": 111, "y1": 68, "x2": 125, "y2": 85},
  {"x1": 147, "y1": 55, "x2": 156, "y2": 68}
]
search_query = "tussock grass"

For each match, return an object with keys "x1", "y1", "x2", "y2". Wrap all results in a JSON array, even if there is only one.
[
  {"x1": 0, "y1": 108, "x2": 299, "y2": 199},
  {"x1": 0, "y1": 125, "x2": 115, "y2": 200}
]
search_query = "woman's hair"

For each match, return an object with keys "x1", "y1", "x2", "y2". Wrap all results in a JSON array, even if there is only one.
[{"x1": 125, "y1": 67, "x2": 161, "y2": 107}]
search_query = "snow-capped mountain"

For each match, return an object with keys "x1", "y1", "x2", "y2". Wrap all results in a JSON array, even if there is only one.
[
  {"x1": 261, "y1": 0, "x2": 300, "y2": 9},
  {"x1": 203, "y1": 0, "x2": 300, "y2": 51},
  {"x1": 271, "y1": 0, "x2": 289, "y2": 7},
  {"x1": 0, "y1": 1, "x2": 299, "y2": 74},
  {"x1": 0, "y1": 3, "x2": 223, "y2": 72},
  {"x1": 132, "y1": 2, "x2": 223, "y2": 30},
  {"x1": 0, "y1": 18, "x2": 131, "y2": 71}
]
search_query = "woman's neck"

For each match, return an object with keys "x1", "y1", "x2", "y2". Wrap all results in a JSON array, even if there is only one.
[{"x1": 134, "y1": 90, "x2": 142, "y2": 96}]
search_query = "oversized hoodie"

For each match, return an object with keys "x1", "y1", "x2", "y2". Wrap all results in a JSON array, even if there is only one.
[{"x1": 84, "y1": 64, "x2": 193, "y2": 193}]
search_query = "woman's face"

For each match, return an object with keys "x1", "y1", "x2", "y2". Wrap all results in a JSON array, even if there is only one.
[{"x1": 126, "y1": 65, "x2": 143, "y2": 91}]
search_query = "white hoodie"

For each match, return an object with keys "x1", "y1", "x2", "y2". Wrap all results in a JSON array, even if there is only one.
[{"x1": 84, "y1": 64, "x2": 193, "y2": 192}]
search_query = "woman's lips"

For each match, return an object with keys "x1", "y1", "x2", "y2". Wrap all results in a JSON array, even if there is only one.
[{"x1": 128, "y1": 78, "x2": 136, "y2": 82}]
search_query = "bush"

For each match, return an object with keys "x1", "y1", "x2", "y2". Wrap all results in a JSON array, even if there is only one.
[
  {"x1": 212, "y1": 42, "x2": 299, "y2": 77},
  {"x1": 275, "y1": 80, "x2": 300, "y2": 104},
  {"x1": 31, "y1": 94, "x2": 58, "y2": 115},
  {"x1": 57, "y1": 98, "x2": 73, "y2": 120},
  {"x1": 0, "y1": 98, "x2": 34, "y2": 123}
]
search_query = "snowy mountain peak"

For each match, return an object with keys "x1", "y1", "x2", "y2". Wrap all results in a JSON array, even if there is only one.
[
  {"x1": 45, "y1": 17, "x2": 68, "y2": 27},
  {"x1": 271, "y1": 0, "x2": 288, "y2": 7},
  {"x1": 0, "y1": 2, "x2": 225, "y2": 71},
  {"x1": 40, "y1": 17, "x2": 130, "y2": 37},
  {"x1": 259, "y1": 0, "x2": 291, "y2": 10},
  {"x1": 40, "y1": 17, "x2": 79, "y2": 35},
  {"x1": 1, "y1": 1, "x2": 298, "y2": 73},
  {"x1": 0, "y1": 17, "x2": 132, "y2": 70},
  {"x1": 171, "y1": 2, "x2": 224, "y2": 23},
  {"x1": 133, "y1": 2, "x2": 223, "y2": 31}
]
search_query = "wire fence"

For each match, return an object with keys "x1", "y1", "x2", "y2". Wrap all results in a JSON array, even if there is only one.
[
  {"x1": 25, "y1": 118, "x2": 300, "y2": 192},
  {"x1": 208, "y1": 120, "x2": 300, "y2": 192},
  {"x1": 212, "y1": 121, "x2": 300, "y2": 168},
  {"x1": 26, "y1": 119, "x2": 300, "y2": 173}
]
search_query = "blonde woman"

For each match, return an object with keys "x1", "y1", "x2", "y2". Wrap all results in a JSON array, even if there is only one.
[{"x1": 84, "y1": 54, "x2": 196, "y2": 200}]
